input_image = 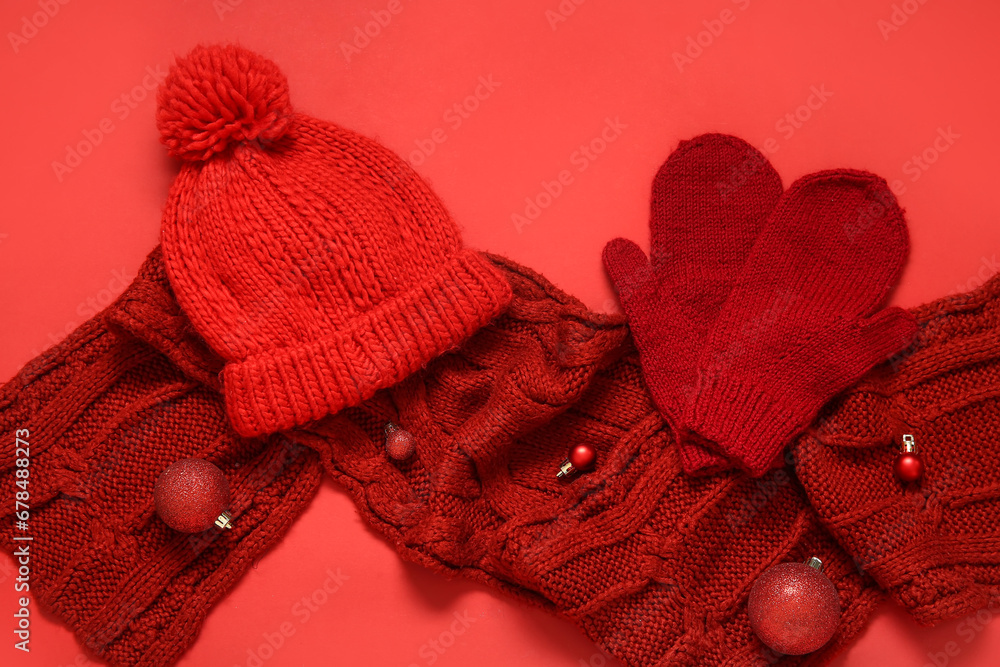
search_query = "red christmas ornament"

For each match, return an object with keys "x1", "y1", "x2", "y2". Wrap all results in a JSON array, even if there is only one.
[
  {"x1": 894, "y1": 434, "x2": 924, "y2": 483},
  {"x1": 748, "y1": 557, "x2": 841, "y2": 655},
  {"x1": 154, "y1": 458, "x2": 232, "y2": 533},
  {"x1": 569, "y1": 444, "x2": 597, "y2": 470},
  {"x1": 385, "y1": 422, "x2": 416, "y2": 460},
  {"x1": 557, "y1": 444, "x2": 597, "y2": 479}
]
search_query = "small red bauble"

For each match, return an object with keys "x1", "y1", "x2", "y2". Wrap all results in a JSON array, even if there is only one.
[
  {"x1": 894, "y1": 434, "x2": 923, "y2": 483},
  {"x1": 557, "y1": 444, "x2": 597, "y2": 479},
  {"x1": 569, "y1": 444, "x2": 597, "y2": 471},
  {"x1": 747, "y1": 557, "x2": 841, "y2": 656},
  {"x1": 894, "y1": 454, "x2": 924, "y2": 483},
  {"x1": 385, "y1": 422, "x2": 416, "y2": 460},
  {"x1": 154, "y1": 458, "x2": 232, "y2": 533}
]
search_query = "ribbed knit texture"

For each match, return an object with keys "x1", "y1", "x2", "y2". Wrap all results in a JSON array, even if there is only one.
[
  {"x1": 156, "y1": 44, "x2": 512, "y2": 438},
  {"x1": 793, "y1": 272, "x2": 1000, "y2": 626},
  {"x1": 603, "y1": 134, "x2": 783, "y2": 475},
  {"x1": 290, "y1": 254, "x2": 882, "y2": 667},
  {"x1": 683, "y1": 170, "x2": 918, "y2": 476},
  {"x1": 0, "y1": 248, "x2": 323, "y2": 667}
]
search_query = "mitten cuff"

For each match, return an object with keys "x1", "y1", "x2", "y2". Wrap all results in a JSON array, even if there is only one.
[{"x1": 684, "y1": 372, "x2": 812, "y2": 476}]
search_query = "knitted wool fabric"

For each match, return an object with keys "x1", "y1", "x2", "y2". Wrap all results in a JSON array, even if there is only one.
[
  {"x1": 603, "y1": 134, "x2": 783, "y2": 476},
  {"x1": 683, "y1": 170, "x2": 918, "y2": 476},
  {"x1": 793, "y1": 272, "x2": 1000, "y2": 626},
  {"x1": 289, "y1": 254, "x2": 883, "y2": 667},
  {"x1": 156, "y1": 44, "x2": 511, "y2": 438},
  {"x1": 0, "y1": 248, "x2": 323, "y2": 667}
]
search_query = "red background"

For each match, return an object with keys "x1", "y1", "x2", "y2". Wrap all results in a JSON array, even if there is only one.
[{"x1": 2, "y1": 1, "x2": 999, "y2": 665}]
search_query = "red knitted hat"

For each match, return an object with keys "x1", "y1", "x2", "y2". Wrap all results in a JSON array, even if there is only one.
[
  {"x1": 155, "y1": 44, "x2": 512, "y2": 437},
  {"x1": 0, "y1": 248, "x2": 322, "y2": 666},
  {"x1": 290, "y1": 255, "x2": 883, "y2": 666},
  {"x1": 793, "y1": 272, "x2": 1000, "y2": 626}
]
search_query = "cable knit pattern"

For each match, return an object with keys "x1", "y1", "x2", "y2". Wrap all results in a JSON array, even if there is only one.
[
  {"x1": 793, "y1": 272, "x2": 1000, "y2": 626},
  {"x1": 0, "y1": 249, "x2": 323, "y2": 667},
  {"x1": 157, "y1": 44, "x2": 512, "y2": 438},
  {"x1": 290, "y1": 254, "x2": 882, "y2": 667},
  {"x1": 0, "y1": 248, "x2": 882, "y2": 666}
]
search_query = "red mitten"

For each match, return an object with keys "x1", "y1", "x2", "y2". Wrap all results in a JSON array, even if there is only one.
[
  {"x1": 603, "y1": 134, "x2": 782, "y2": 474},
  {"x1": 683, "y1": 170, "x2": 918, "y2": 476}
]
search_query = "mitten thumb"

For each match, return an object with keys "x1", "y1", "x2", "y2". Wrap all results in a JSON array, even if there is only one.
[
  {"x1": 821, "y1": 307, "x2": 918, "y2": 385},
  {"x1": 603, "y1": 238, "x2": 653, "y2": 302}
]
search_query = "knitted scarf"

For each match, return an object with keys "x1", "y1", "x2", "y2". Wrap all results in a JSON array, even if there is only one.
[
  {"x1": 2, "y1": 248, "x2": 887, "y2": 666},
  {"x1": 794, "y1": 272, "x2": 1000, "y2": 626},
  {"x1": 0, "y1": 248, "x2": 323, "y2": 666}
]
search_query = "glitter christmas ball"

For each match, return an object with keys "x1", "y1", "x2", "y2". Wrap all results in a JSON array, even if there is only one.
[
  {"x1": 154, "y1": 458, "x2": 231, "y2": 533},
  {"x1": 385, "y1": 423, "x2": 416, "y2": 460},
  {"x1": 747, "y1": 559, "x2": 841, "y2": 655}
]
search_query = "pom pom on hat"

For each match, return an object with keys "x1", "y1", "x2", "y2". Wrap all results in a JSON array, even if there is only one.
[
  {"x1": 156, "y1": 44, "x2": 293, "y2": 161},
  {"x1": 157, "y1": 43, "x2": 514, "y2": 438}
]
